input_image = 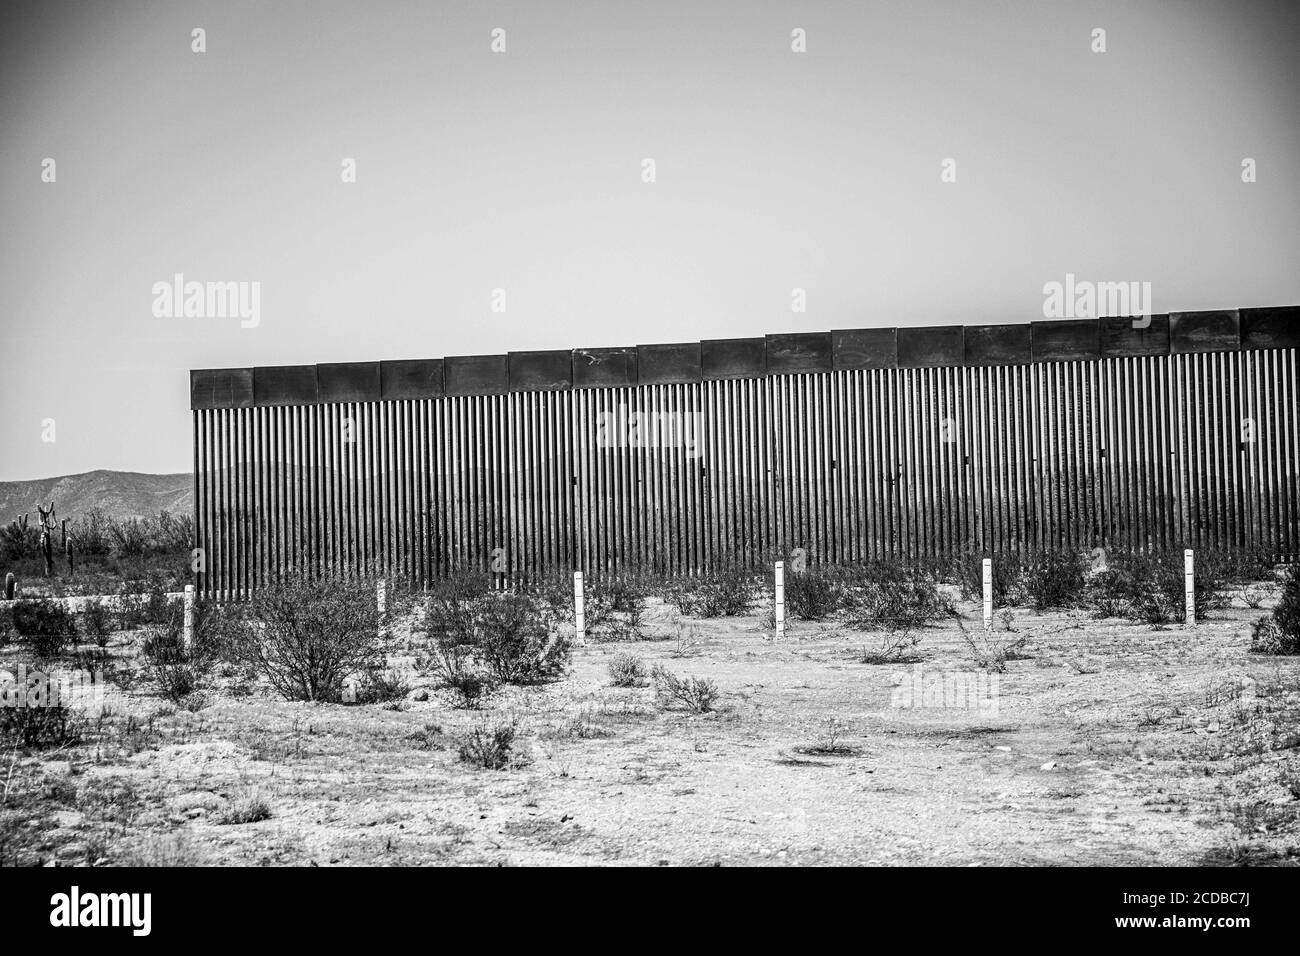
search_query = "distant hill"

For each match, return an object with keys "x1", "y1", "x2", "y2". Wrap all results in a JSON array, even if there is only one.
[{"x1": 0, "y1": 471, "x2": 192, "y2": 523}]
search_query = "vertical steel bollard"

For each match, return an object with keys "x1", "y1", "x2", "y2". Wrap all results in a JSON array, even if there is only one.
[
  {"x1": 1184, "y1": 550, "x2": 1195, "y2": 626},
  {"x1": 982, "y1": 558, "x2": 993, "y2": 631},
  {"x1": 774, "y1": 560, "x2": 786, "y2": 640},
  {"x1": 574, "y1": 571, "x2": 585, "y2": 644}
]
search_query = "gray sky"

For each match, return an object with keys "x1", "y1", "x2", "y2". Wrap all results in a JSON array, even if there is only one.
[{"x1": 2, "y1": 0, "x2": 1297, "y2": 481}]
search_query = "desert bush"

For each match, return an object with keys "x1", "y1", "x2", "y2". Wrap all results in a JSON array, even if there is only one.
[
  {"x1": 586, "y1": 576, "x2": 647, "y2": 640},
  {"x1": 146, "y1": 512, "x2": 194, "y2": 555},
  {"x1": 117, "y1": 578, "x2": 173, "y2": 627},
  {"x1": 958, "y1": 552, "x2": 1021, "y2": 605},
  {"x1": 79, "y1": 598, "x2": 115, "y2": 647},
  {"x1": 669, "y1": 566, "x2": 758, "y2": 617},
  {"x1": 351, "y1": 667, "x2": 411, "y2": 705},
  {"x1": 417, "y1": 575, "x2": 495, "y2": 706},
  {"x1": 1201, "y1": 546, "x2": 1275, "y2": 586},
  {"x1": 0, "y1": 705, "x2": 82, "y2": 749},
  {"x1": 956, "y1": 617, "x2": 1029, "y2": 673},
  {"x1": 1021, "y1": 550, "x2": 1087, "y2": 611},
  {"x1": 220, "y1": 791, "x2": 272, "y2": 825},
  {"x1": 845, "y1": 563, "x2": 951, "y2": 630},
  {"x1": 476, "y1": 593, "x2": 571, "y2": 683},
  {"x1": 0, "y1": 519, "x2": 39, "y2": 561},
  {"x1": 1253, "y1": 569, "x2": 1300, "y2": 655},
  {"x1": 1273, "y1": 566, "x2": 1300, "y2": 643},
  {"x1": 1084, "y1": 550, "x2": 1224, "y2": 624},
  {"x1": 69, "y1": 508, "x2": 113, "y2": 557},
  {"x1": 220, "y1": 574, "x2": 386, "y2": 702},
  {"x1": 859, "y1": 629, "x2": 923, "y2": 664},
  {"x1": 784, "y1": 566, "x2": 852, "y2": 620},
  {"x1": 140, "y1": 609, "x2": 219, "y2": 704},
  {"x1": 107, "y1": 517, "x2": 149, "y2": 558},
  {"x1": 418, "y1": 574, "x2": 568, "y2": 692},
  {"x1": 523, "y1": 572, "x2": 576, "y2": 621},
  {"x1": 10, "y1": 599, "x2": 77, "y2": 656},
  {"x1": 457, "y1": 718, "x2": 519, "y2": 770},
  {"x1": 650, "y1": 664, "x2": 719, "y2": 713},
  {"x1": 608, "y1": 652, "x2": 647, "y2": 687}
]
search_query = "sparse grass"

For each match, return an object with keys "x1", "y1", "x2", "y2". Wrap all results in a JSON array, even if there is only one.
[
  {"x1": 858, "y1": 629, "x2": 922, "y2": 665},
  {"x1": 119, "y1": 832, "x2": 207, "y2": 866},
  {"x1": 956, "y1": 617, "x2": 1030, "y2": 673},
  {"x1": 220, "y1": 790, "x2": 272, "y2": 825},
  {"x1": 794, "y1": 718, "x2": 864, "y2": 757}
]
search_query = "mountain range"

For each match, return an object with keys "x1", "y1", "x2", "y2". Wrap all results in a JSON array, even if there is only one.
[{"x1": 0, "y1": 471, "x2": 192, "y2": 523}]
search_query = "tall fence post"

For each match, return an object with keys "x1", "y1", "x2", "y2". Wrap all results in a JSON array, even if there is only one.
[
  {"x1": 774, "y1": 560, "x2": 786, "y2": 640},
  {"x1": 982, "y1": 558, "x2": 993, "y2": 631},
  {"x1": 573, "y1": 571, "x2": 585, "y2": 644},
  {"x1": 182, "y1": 584, "x2": 195, "y2": 651},
  {"x1": 1184, "y1": 550, "x2": 1195, "y2": 626}
]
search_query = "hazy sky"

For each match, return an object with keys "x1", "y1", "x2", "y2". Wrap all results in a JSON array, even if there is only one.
[{"x1": 2, "y1": 0, "x2": 1298, "y2": 481}]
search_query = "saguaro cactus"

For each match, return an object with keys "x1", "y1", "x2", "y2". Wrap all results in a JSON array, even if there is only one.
[{"x1": 37, "y1": 502, "x2": 56, "y2": 576}]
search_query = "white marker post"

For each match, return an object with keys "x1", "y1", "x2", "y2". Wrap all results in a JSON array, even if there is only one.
[
  {"x1": 982, "y1": 558, "x2": 993, "y2": 631},
  {"x1": 1184, "y1": 549, "x2": 1195, "y2": 626},
  {"x1": 774, "y1": 560, "x2": 786, "y2": 640},
  {"x1": 377, "y1": 578, "x2": 387, "y2": 640},
  {"x1": 573, "y1": 571, "x2": 585, "y2": 644},
  {"x1": 182, "y1": 584, "x2": 195, "y2": 651}
]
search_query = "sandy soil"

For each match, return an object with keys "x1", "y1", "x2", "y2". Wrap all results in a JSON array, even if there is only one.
[{"x1": 5, "y1": 595, "x2": 1299, "y2": 867}]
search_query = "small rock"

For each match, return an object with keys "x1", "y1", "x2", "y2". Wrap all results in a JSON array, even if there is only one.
[
  {"x1": 994, "y1": 746, "x2": 1011, "y2": 752},
  {"x1": 412, "y1": 689, "x2": 429, "y2": 702},
  {"x1": 1040, "y1": 761, "x2": 1057, "y2": 770},
  {"x1": 51, "y1": 811, "x2": 83, "y2": 829}
]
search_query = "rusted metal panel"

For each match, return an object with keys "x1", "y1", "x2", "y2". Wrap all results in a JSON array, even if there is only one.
[
  {"x1": 766, "y1": 332, "x2": 832, "y2": 375},
  {"x1": 702, "y1": 337, "x2": 766, "y2": 380},
  {"x1": 1171, "y1": 310, "x2": 1240, "y2": 354},
  {"x1": 445, "y1": 354, "x2": 509, "y2": 396},
  {"x1": 897, "y1": 326, "x2": 963, "y2": 368},
  {"x1": 964, "y1": 324, "x2": 1031, "y2": 366},
  {"x1": 832, "y1": 328, "x2": 897, "y2": 370},
  {"x1": 508, "y1": 349, "x2": 572, "y2": 391},
  {"x1": 254, "y1": 365, "x2": 318, "y2": 407},
  {"x1": 1240, "y1": 306, "x2": 1300, "y2": 350},
  {"x1": 637, "y1": 342, "x2": 702, "y2": 384},
  {"x1": 573, "y1": 347, "x2": 638, "y2": 388},
  {"x1": 1100, "y1": 314, "x2": 1170, "y2": 357},
  {"x1": 381, "y1": 359, "x2": 444, "y2": 400},
  {"x1": 1031, "y1": 319, "x2": 1100, "y2": 363},
  {"x1": 318, "y1": 362, "x2": 381, "y2": 403},
  {"x1": 191, "y1": 367, "x2": 253, "y2": 409}
]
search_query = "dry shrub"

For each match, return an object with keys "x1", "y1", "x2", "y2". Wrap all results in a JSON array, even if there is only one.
[{"x1": 220, "y1": 574, "x2": 387, "y2": 702}]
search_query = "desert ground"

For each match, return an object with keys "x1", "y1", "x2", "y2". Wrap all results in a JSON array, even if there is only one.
[{"x1": 3, "y1": 585, "x2": 1298, "y2": 867}]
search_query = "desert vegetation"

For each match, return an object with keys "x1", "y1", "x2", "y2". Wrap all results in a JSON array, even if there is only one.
[{"x1": 1, "y1": 544, "x2": 1297, "y2": 866}]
